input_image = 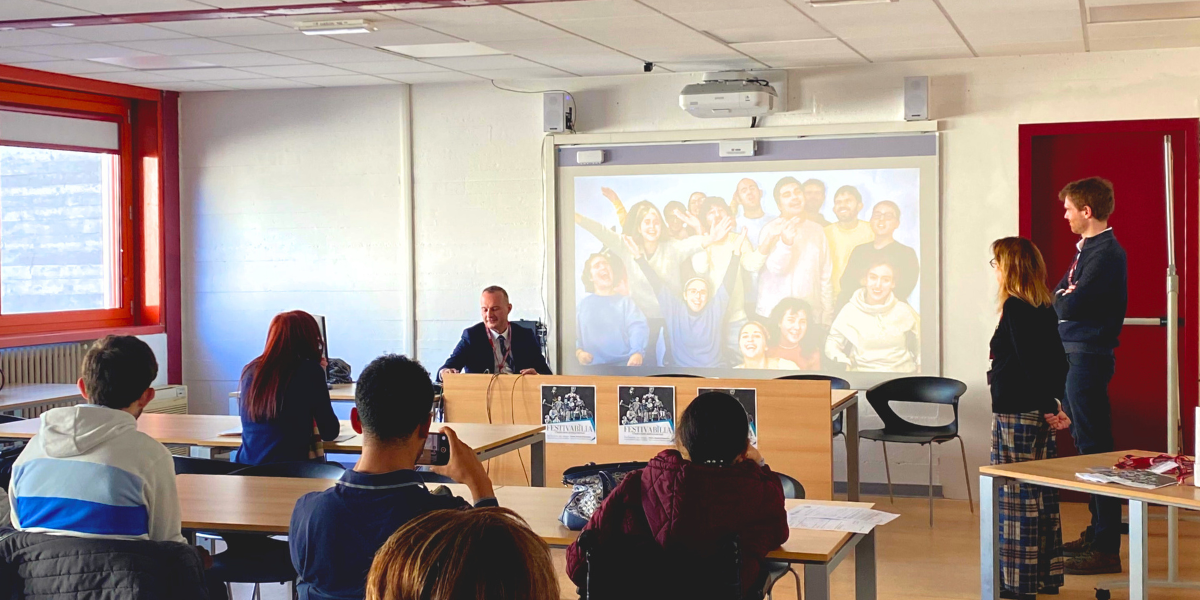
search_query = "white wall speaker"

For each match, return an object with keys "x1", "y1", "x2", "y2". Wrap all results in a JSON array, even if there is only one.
[
  {"x1": 544, "y1": 91, "x2": 566, "y2": 133},
  {"x1": 904, "y1": 76, "x2": 929, "y2": 121}
]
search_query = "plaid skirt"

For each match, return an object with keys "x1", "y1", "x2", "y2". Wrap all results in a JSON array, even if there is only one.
[{"x1": 991, "y1": 412, "x2": 1065, "y2": 595}]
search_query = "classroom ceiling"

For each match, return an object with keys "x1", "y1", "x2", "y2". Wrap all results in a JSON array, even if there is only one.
[{"x1": 0, "y1": 0, "x2": 1192, "y2": 91}]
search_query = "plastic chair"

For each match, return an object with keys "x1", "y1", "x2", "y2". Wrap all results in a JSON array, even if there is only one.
[
  {"x1": 774, "y1": 374, "x2": 850, "y2": 437},
  {"x1": 859, "y1": 377, "x2": 971, "y2": 527},
  {"x1": 761, "y1": 474, "x2": 804, "y2": 600},
  {"x1": 173, "y1": 456, "x2": 242, "y2": 476},
  {"x1": 211, "y1": 461, "x2": 346, "y2": 598}
]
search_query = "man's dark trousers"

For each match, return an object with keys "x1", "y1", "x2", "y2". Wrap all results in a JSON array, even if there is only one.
[{"x1": 1063, "y1": 351, "x2": 1121, "y2": 554}]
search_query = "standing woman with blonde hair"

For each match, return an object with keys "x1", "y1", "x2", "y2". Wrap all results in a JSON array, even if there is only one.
[{"x1": 988, "y1": 237, "x2": 1071, "y2": 599}]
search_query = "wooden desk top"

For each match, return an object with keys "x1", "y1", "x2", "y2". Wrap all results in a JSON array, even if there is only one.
[
  {"x1": 980, "y1": 450, "x2": 1200, "y2": 510},
  {"x1": 0, "y1": 383, "x2": 83, "y2": 411},
  {"x1": 0, "y1": 414, "x2": 543, "y2": 456},
  {"x1": 176, "y1": 474, "x2": 873, "y2": 563},
  {"x1": 831, "y1": 389, "x2": 857, "y2": 412}
]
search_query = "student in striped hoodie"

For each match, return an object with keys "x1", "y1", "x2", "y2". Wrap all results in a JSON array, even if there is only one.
[{"x1": 9, "y1": 335, "x2": 183, "y2": 543}]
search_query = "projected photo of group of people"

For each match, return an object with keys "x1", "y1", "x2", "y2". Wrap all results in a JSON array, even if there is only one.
[{"x1": 571, "y1": 168, "x2": 921, "y2": 374}]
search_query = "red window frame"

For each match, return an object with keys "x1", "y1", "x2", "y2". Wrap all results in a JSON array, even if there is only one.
[{"x1": 0, "y1": 85, "x2": 136, "y2": 336}]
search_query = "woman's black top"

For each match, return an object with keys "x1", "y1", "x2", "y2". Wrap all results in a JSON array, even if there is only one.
[{"x1": 988, "y1": 297, "x2": 1067, "y2": 415}]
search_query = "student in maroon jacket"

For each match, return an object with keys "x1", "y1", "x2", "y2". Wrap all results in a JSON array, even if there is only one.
[{"x1": 565, "y1": 392, "x2": 789, "y2": 596}]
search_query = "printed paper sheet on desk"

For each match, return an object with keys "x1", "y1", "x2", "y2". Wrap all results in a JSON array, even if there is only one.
[{"x1": 786, "y1": 505, "x2": 900, "y2": 533}]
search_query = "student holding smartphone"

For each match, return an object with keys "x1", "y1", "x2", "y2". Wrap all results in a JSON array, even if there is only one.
[{"x1": 288, "y1": 354, "x2": 497, "y2": 600}]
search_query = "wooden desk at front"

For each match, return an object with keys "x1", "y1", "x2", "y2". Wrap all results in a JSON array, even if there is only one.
[
  {"x1": 442, "y1": 374, "x2": 858, "y2": 501},
  {"x1": 177, "y1": 474, "x2": 878, "y2": 600},
  {"x1": 980, "y1": 451, "x2": 1200, "y2": 600}
]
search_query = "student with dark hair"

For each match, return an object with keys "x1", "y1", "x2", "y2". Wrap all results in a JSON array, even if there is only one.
[
  {"x1": 236, "y1": 310, "x2": 340, "y2": 465},
  {"x1": 289, "y1": 354, "x2": 497, "y2": 600},
  {"x1": 366, "y1": 508, "x2": 558, "y2": 600},
  {"x1": 577, "y1": 252, "x2": 648, "y2": 367},
  {"x1": 565, "y1": 392, "x2": 788, "y2": 597},
  {"x1": 10, "y1": 335, "x2": 183, "y2": 542}
]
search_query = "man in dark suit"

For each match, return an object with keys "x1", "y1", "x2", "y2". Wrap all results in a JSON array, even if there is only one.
[{"x1": 438, "y1": 286, "x2": 553, "y2": 381}]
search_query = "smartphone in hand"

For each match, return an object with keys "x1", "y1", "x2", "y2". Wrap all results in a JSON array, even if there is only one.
[{"x1": 417, "y1": 432, "x2": 451, "y2": 466}]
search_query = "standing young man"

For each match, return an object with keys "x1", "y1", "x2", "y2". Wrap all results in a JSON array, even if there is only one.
[{"x1": 1054, "y1": 177, "x2": 1127, "y2": 575}]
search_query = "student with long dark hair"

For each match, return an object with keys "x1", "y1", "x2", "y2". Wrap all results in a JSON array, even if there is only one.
[
  {"x1": 565, "y1": 392, "x2": 788, "y2": 597},
  {"x1": 989, "y1": 237, "x2": 1070, "y2": 599},
  {"x1": 237, "y1": 310, "x2": 339, "y2": 465}
]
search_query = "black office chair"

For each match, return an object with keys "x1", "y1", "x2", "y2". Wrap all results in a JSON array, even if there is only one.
[
  {"x1": 0, "y1": 414, "x2": 23, "y2": 424},
  {"x1": 649, "y1": 373, "x2": 706, "y2": 378},
  {"x1": 761, "y1": 473, "x2": 804, "y2": 600},
  {"x1": 0, "y1": 414, "x2": 25, "y2": 453},
  {"x1": 173, "y1": 456, "x2": 242, "y2": 476},
  {"x1": 210, "y1": 461, "x2": 346, "y2": 598},
  {"x1": 859, "y1": 377, "x2": 971, "y2": 527}
]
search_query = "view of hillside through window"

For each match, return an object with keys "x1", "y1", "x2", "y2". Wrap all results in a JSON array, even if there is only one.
[{"x1": 0, "y1": 146, "x2": 118, "y2": 315}]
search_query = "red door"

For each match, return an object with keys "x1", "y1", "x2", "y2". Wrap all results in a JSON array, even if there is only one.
[{"x1": 1020, "y1": 119, "x2": 1199, "y2": 460}]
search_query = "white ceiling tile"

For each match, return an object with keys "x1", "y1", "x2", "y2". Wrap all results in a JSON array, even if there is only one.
[
  {"x1": 641, "y1": 0, "x2": 781, "y2": 10},
  {"x1": 204, "y1": 78, "x2": 319, "y2": 89},
  {"x1": 0, "y1": 30, "x2": 81, "y2": 48},
  {"x1": 47, "y1": 0, "x2": 212, "y2": 12},
  {"x1": 796, "y1": 0, "x2": 971, "y2": 61},
  {"x1": 212, "y1": 33, "x2": 358, "y2": 52},
  {"x1": 545, "y1": 15, "x2": 746, "y2": 62},
  {"x1": 242, "y1": 64, "x2": 357, "y2": 77},
  {"x1": 148, "y1": 19, "x2": 295, "y2": 38},
  {"x1": 339, "y1": 26, "x2": 463, "y2": 48},
  {"x1": 287, "y1": 74, "x2": 396, "y2": 87},
  {"x1": 423, "y1": 54, "x2": 541, "y2": 70},
  {"x1": 18, "y1": 43, "x2": 154, "y2": 60},
  {"x1": 174, "y1": 52, "x2": 307, "y2": 68},
  {"x1": 667, "y1": 5, "x2": 829, "y2": 44},
  {"x1": 276, "y1": 47, "x2": 410, "y2": 63},
  {"x1": 0, "y1": 48, "x2": 59, "y2": 63},
  {"x1": 90, "y1": 55, "x2": 219, "y2": 69},
  {"x1": 378, "y1": 71, "x2": 484, "y2": 84},
  {"x1": 655, "y1": 58, "x2": 768, "y2": 73},
  {"x1": 0, "y1": 1, "x2": 93, "y2": 20},
  {"x1": 334, "y1": 59, "x2": 447, "y2": 75},
  {"x1": 938, "y1": 0, "x2": 1083, "y2": 57},
  {"x1": 510, "y1": 0, "x2": 655, "y2": 20},
  {"x1": 8, "y1": 59, "x2": 129, "y2": 74},
  {"x1": 116, "y1": 38, "x2": 252, "y2": 56},
  {"x1": 389, "y1": 6, "x2": 572, "y2": 42},
  {"x1": 150, "y1": 81, "x2": 235, "y2": 92},
  {"x1": 730, "y1": 38, "x2": 866, "y2": 67},
  {"x1": 467, "y1": 66, "x2": 575, "y2": 79},
  {"x1": 50, "y1": 24, "x2": 191, "y2": 43},
  {"x1": 142, "y1": 67, "x2": 262, "y2": 80},
  {"x1": 1089, "y1": 19, "x2": 1200, "y2": 51},
  {"x1": 88, "y1": 70, "x2": 183, "y2": 84},
  {"x1": 486, "y1": 37, "x2": 645, "y2": 76}
]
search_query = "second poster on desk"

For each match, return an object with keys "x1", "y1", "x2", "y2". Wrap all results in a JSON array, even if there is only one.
[
  {"x1": 617, "y1": 386, "x2": 675, "y2": 445},
  {"x1": 698, "y1": 388, "x2": 758, "y2": 447},
  {"x1": 540, "y1": 385, "x2": 597, "y2": 444}
]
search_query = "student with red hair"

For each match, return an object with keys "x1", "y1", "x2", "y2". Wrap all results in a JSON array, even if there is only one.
[{"x1": 236, "y1": 310, "x2": 340, "y2": 465}]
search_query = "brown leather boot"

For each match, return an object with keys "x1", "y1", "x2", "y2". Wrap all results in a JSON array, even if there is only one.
[
  {"x1": 1062, "y1": 531, "x2": 1091, "y2": 557},
  {"x1": 1065, "y1": 550, "x2": 1122, "y2": 575}
]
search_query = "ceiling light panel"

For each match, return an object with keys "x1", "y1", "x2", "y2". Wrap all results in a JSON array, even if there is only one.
[{"x1": 378, "y1": 42, "x2": 506, "y2": 58}]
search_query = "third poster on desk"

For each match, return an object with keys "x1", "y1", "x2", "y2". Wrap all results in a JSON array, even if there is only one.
[
  {"x1": 540, "y1": 385, "x2": 597, "y2": 444},
  {"x1": 617, "y1": 385, "x2": 675, "y2": 445},
  {"x1": 698, "y1": 387, "x2": 758, "y2": 447}
]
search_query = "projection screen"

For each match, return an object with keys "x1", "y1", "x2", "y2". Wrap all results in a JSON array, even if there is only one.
[{"x1": 556, "y1": 133, "x2": 939, "y2": 388}]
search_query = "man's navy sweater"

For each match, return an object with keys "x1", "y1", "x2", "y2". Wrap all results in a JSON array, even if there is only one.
[{"x1": 1053, "y1": 229, "x2": 1128, "y2": 354}]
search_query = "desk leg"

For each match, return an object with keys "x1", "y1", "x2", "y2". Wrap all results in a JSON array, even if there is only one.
[
  {"x1": 856, "y1": 529, "x2": 876, "y2": 600},
  {"x1": 804, "y1": 563, "x2": 831, "y2": 600},
  {"x1": 846, "y1": 400, "x2": 860, "y2": 502},
  {"x1": 530, "y1": 437, "x2": 545, "y2": 487},
  {"x1": 980, "y1": 474, "x2": 1003, "y2": 600},
  {"x1": 1130, "y1": 499, "x2": 1148, "y2": 600}
]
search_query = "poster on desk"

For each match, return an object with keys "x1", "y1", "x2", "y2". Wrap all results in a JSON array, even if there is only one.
[
  {"x1": 617, "y1": 386, "x2": 675, "y2": 445},
  {"x1": 541, "y1": 385, "x2": 597, "y2": 444},
  {"x1": 698, "y1": 388, "x2": 758, "y2": 447}
]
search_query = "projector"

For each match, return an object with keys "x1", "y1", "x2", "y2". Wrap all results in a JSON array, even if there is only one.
[{"x1": 680, "y1": 72, "x2": 779, "y2": 118}]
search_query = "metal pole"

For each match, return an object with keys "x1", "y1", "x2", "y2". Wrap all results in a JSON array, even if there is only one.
[{"x1": 1163, "y1": 134, "x2": 1180, "y2": 582}]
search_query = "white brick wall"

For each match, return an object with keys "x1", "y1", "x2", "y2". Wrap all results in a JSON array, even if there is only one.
[{"x1": 180, "y1": 86, "x2": 409, "y2": 415}]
